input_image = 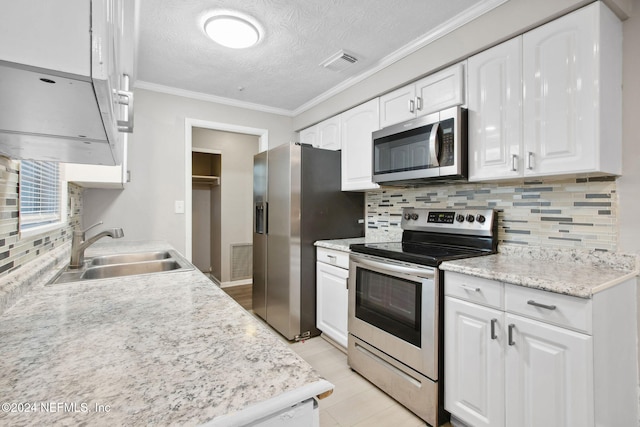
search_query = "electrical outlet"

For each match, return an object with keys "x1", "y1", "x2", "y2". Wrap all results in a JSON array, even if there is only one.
[{"x1": 175, "y1": 200, "x2": 185, "y2": 214}]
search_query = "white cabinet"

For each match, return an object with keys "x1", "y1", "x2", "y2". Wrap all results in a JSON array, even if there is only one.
[
  {"x1": 504, "y1": 313, "x2": 592, "y2": 427},
  {"x1": 299, "y1": 116, "x2": 341, "y2": 150},
  {"x1": 379, "y1": 63, "x2": 465, "y2": 128},
  {"x1": 444, "y1": 271, "x2": 637, "y2": 427},
  {"x1": 467, "y1": 38, "x2": 523, "y2": 181},
  {"x1": 522, "y1": 2, "x2": 621, "y2": 177},
  {"x1": 445, "y1": 297, "x2": 505, "y2": 427},
  {"x1": 316, "y1": 247, "x2": 350, "y2": 349},
  {"x1": 468, "y1": 2, "x2": 622, "y2": 181},
  {"x1": 340, "y1": 99, "x2": 380, "y2": 191},
  {"x1": 63, "y1": 137, "x2": 128, "y2": 189},
  {"x1": 0, "y1": 0, "x2": 135, "y2": 166}
]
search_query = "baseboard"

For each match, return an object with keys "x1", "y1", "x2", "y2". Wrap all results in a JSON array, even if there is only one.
[{"x1": 220, "y1": 278, "x2": 253, "y2": 288}]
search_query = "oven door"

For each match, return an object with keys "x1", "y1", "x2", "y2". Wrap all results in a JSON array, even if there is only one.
[{"x1": 348, "y1": 253, "x2": 438, "y2": 379}]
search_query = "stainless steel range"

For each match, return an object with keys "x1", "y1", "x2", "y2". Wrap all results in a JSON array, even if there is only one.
[{"x1": 347, "y1": 208, "x2": 497, "y2": 426}]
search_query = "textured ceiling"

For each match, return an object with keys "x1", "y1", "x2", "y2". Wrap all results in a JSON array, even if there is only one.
[{"x1": 137, "y1": 0, "x2": 496, "y2": 113}]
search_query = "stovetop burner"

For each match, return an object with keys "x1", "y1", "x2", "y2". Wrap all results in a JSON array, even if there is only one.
[{"x1": 350, "y1": 208, "x2": 498, "y2": 267}]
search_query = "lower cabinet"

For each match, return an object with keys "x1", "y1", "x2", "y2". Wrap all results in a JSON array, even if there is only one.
[
  {"x1": 444, "y1": 271, "x2": 637, "y2": 427},
  {"x1": 316, "y1": 248, "x2": 349, "y2": 348}
]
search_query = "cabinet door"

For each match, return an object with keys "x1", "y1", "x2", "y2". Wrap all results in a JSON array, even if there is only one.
[
  {"x1": 379, "y1": 84, "x2": 416, "y2": 128},
  {"x1": 505, "y1": 313, "x2": 593, "y2": 427},
  {"x1": 316, "y1": 261, "x2": 349, "y2": 348},
  {"x1": 445, "y1": 297, "x2": 505, "y2": 427},
  {"x1": 340, "y1": 99, "x2": 380, "y2": 191},
  {"x1": 468, "y1": 38, "x2": 523, "y2": 181},
  {"x1": 522, "y1": 4, "x2": 598, "y2": 176},
  {"x1": 416, "y1": 63, "x2": 465, "y2": 117},
  {"x1": 317, "y1": 116, "x2": 341, "y2": 150},
  {"x1": 299, "y1": 125, "x2": 318, "y2": 147}
]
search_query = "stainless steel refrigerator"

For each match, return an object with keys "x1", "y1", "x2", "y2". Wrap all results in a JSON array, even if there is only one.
[{"x1": 253, "y1": 142, "x2": 364, "y2": 341}]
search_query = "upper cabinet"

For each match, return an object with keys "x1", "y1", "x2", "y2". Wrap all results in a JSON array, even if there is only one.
[
  {"x1": 380, "y1": 63, "x2": 465, "y2": 128},
  {"x1": 0, "y1": 0, "x2": 136, "y2": 166},
  {"x1": 468, "y1": 2, "x2": 622, "y2": 181},
  {"x1": 340, "y1": 99, "x2": 380, "y2": 191},
  {"x1": 299, "y1": 116, "x2": 341, "y2": 150},
  {"x1": 467, "y1": 38, "x2": 523, "y2": 181}
]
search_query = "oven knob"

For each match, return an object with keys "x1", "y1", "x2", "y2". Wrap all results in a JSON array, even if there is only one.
[
  {"x1": 456, "y1": 214, "x2": 465, "y2": 222},
  {"x1": 410, "y1": 213, "x2": 419, "y2": 221},
  {"x1": 466, "y1": 214, "x2": 475, "y2": 223},
  {"x1": 404, "y1": 213, "x2": 411, "y2": 220},
  {"x1": 476, "y1": 214, "x2": 486, "y2": 223}
]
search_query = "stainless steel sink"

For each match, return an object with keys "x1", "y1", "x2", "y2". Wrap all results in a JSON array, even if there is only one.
[
  {"x1": 49, "y1": 249, "x2": 193, "y2": 284},
  {"x1": 89, "y1": 251, "x2": 172, "y2": 266}
]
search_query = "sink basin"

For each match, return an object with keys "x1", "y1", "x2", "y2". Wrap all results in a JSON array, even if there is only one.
[
  {"x1": 90, "y1": 251, "x2": 172, "y2": 266},
  {"x1": 49, "y1": 249, "x2": 193, "y2": 284},
  {"x1": 82, "y1": 259, "x2": 182, "y2": 279}
]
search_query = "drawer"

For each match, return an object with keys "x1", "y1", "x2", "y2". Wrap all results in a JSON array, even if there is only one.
[
  {"x1": 505, "y1": 284, "x2": 592, "y2": 334},
  {"x1": 444, "y1": 271, "x2": 504, "y2": 309},
  {"x1": 317, "y1": 247, "x2": 349, "y2": 269}
]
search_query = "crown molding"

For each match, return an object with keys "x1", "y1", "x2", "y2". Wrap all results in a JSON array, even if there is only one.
[{"x1": 134, "y1": 81, "x2": 295, "y2": 116}]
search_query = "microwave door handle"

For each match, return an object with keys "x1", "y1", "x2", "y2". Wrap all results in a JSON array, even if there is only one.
[{"x1": 429, "y1": 122, "x2": 440, "y2": 167}]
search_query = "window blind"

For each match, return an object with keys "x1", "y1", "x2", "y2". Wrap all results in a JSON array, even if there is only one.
[{"x1": 19, "y1": 160, "x2": 60, "y2": 230}]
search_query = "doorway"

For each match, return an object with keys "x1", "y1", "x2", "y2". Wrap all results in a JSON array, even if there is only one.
[{"x1": 190, "y1": 127, "x2": 260, "y2": 286}]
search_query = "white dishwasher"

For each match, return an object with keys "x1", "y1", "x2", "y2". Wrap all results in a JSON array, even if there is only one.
[{"x1": 316, "y1": 247, "x2": 350, "y2": 349}]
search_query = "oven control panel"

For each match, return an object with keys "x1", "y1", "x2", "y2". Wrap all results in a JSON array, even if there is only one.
[{"x1": 401, "y1": 208, "x2": 496, "y2": 236}]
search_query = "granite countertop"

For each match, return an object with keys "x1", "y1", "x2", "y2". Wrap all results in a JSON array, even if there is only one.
[
  {"x1": 314, "y1": 237, "x2": 366, "y2": 252},
  {"x1": 440, "y1": 244, "x2": 639, "y2": 299},
  {"x1": 0, "y1": 241, "x2": 331, "y2": 426}
]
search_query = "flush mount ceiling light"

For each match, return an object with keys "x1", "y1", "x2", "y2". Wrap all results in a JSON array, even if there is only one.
[{"x1": 204, "y1": 14, "x2": 261, "y2": 49}]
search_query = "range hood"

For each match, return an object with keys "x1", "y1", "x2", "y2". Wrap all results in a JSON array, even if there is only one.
[{"x1": 0, "y1": 60, "x2": 120, "y2": 165}]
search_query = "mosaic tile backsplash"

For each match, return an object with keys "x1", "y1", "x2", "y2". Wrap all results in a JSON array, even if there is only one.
[
  {"x1": 366, "y1": 176, "x2": 618, "y2": 251},
  {"x1": 0, "y1": 157, "x2": 82, "y2": 277}
]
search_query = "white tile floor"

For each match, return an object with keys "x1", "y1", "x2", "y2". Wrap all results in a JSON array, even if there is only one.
[{"x1": 287, "y1": 336, "x2": 450, "y2": 427}]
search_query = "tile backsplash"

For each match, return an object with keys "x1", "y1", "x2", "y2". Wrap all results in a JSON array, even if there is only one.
[
  {"x1": 0, "y1": 157, "x2": 82, "y2": 277},
  {"x1": 366, "y1": 176, "x2": 617, "y2": 251}
]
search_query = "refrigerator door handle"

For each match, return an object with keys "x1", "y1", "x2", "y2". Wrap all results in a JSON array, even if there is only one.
[
  {"x1": 255, "y1": 202, "x2": 267, "y2": 234},
  {"x1": 265, "y1": 202, "x2": 268, "y2": 234}
]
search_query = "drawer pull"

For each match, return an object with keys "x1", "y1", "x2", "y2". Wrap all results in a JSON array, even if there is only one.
[
  {"x1": 508, "y1": 324, "x2": 516, "y2": 346},
  {"x1": 459, "y1": 284, "x2": 481, "y2": 292},
  {"x1": 490, "y1": 318, "x2": 498, "y2": 340},
  {"x1": 527, "y1": 300, "x2": 557, "y2": 311},
  {"x1": 327, "y1": 255, "x2": 337, "y2": 263}
]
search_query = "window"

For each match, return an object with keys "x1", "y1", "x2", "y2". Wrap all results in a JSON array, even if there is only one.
[{"x1": 19, "y1": 160, "x2": 63, "y2": 231}]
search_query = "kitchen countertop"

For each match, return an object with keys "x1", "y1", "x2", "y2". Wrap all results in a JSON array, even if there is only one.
[
  {"x1": 314, "y1": 237, "x2": 366, "y2": 252},
  {"x1": 440, "y1": 244, "x2": 639, "y2": 299},
  {"x1": 0, "y1": 241, "x2": 332, "y2": 426}
]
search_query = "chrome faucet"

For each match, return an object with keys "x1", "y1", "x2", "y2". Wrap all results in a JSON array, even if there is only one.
[{"x1": 69, "y1": 222, "x2": 124, "y2": 269}]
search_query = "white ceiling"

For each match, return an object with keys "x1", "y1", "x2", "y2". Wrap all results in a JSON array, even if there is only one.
[{"x1": 136, "y1": 0, "x2": 506, "y2": 115}]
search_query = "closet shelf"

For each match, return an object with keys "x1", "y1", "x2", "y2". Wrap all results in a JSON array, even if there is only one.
[{"x1": 192, "y1": 175, "x2": 220, "y2": 186}]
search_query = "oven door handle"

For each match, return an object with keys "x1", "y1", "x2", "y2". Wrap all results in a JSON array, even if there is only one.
[{"x1": 353, "y1": 256, "x2": 435, "y2": 279}]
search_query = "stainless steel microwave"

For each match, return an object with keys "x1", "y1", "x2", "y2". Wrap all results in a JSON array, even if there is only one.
[{"x1": 372, "y1": 106, "x2": 467, "y2": 186}]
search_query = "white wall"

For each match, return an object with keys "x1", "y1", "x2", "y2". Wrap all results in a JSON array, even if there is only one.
[{"x1": 83, "y1": 89, "x2": 293, "y2": 254}]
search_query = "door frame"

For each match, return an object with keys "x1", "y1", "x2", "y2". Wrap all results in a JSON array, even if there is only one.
[{"x1": 184, "y1": 118, "x2": 268, "y2": 261}]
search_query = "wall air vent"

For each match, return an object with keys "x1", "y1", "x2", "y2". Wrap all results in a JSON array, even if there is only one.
[{"x1": 320, "y1": 50, "x2": 358, "y2": 72}]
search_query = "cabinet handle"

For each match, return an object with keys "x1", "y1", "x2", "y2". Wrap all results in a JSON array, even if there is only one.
[
  {"x1": 408, "y1": 99, "x2": 415, "y2": 113},
  {"x1": 508, "y1": 324, "x2": 516, "y2": 346},
  {"x1": 116, "y1": 74, "x2": 134, "y2": 133},
  {"x1": 415, "y1": 96, "x2": 423, "y2": 111},
  {"x1": 526, "y1": 151, "x2": 534, "y2": 170},
  {"x1": 459, "y1": 284, "x2": 480, "y2": 292},
  {"x1": 490, "y1": 318, "x2": 498, "y2": 340},
  {"x1": 527, "y1": 300, "x2": 557, "y2": 311},
  {"x1": 327, "y1": 255, "x2": 337, "y2": 264},
  {"x1": 511, "y1": 154, "x2": 518, "y2": 172}
]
